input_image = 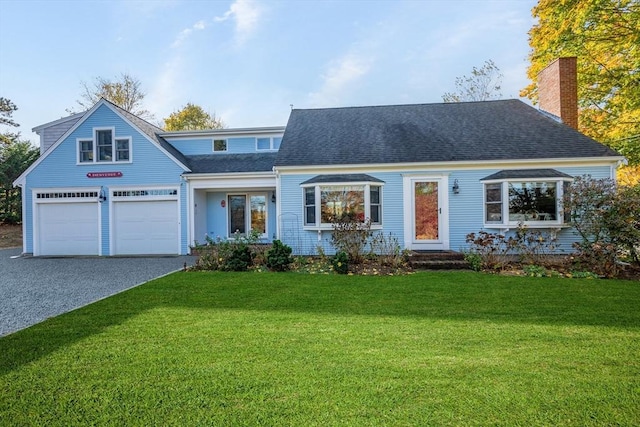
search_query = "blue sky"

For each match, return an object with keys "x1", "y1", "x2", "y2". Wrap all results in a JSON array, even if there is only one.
[{"x1": 0, "y1": 0, "x2": 537, "y2": 143}]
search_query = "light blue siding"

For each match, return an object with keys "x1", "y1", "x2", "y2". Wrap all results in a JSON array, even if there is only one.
[
  {"x1": 165, "y1": 136, "x2": 270, "y2": 155},
  {"x1": 228, "y1": 137, "x2": 258, "y2": 154},
  {"x1": 205, "y1": 190, "x2": 277, "y2": 242},
  {"x1": 166, "y1": 138, "x2": 213, "y2": 155},
  {"x1": 278, "y1": 165, "x2": 616, "y2": 255},
  {"x1": 24, "y1": 104, "x2": 188, "y2": 254}
]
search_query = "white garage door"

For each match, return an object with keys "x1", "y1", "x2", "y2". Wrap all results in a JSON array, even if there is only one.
[
  {"x1": 37, "y1": 202, "x2": 99, "y2": 256},
  {"x1": 113, "y1": 200, "x2": 179, "y2": 255}
]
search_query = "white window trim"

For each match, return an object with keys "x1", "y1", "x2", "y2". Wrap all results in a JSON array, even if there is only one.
[
  {"x1": 255, "y1": 136, "x2": 282, "y2": 151},
  {"x1": 212, "y1": 138, "x2": 228, "y2": 153},
  {"x1": 483, "y1": 178, "x2": 571, "y2": 229},
  {"x1": 76, "y1": 127, "x2": 132, "y2": 165},
  {"x1": 301, "y1": 182, "x2": 383, "y2": 231}
]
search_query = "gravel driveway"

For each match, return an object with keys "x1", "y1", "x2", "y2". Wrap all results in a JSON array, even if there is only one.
[{"x1": 0, "y1": 248, "x2": 196, "y2": 337}]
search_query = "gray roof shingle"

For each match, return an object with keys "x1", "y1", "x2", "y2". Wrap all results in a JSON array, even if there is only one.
[
  {"x1": 275, "y1": 99, "x2": 621, "y2": 167},
  {"x1": 186, "y1": 153, "x2": 278, "y2": 174},
  {"x1": 480, "y1": 169, "x2": 574, "y2": 181}
]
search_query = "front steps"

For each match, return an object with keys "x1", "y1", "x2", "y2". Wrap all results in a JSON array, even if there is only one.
[{"x1": 409, "y1": 250, "x2": 470, "y2": 270}]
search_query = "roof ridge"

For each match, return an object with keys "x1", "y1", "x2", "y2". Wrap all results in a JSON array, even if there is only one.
[{"x1": 293, "y1": 99, "x2": 520, "y2": 112}]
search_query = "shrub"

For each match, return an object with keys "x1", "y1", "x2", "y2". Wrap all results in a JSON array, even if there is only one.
[
  {"x1": 331, "y1": 216, "x2": 372, "y2": 264},
  {"x1": 266, "y1": 240, "x2": 293, "y2": 271},
  {"x1": 332, "y1": 251, "x2": 349, "y2": 274},
  {"x1": 465, "y1": 231, "x2": 515, "y2": 270},
  {"x1": 513, "y1": 224, "x2": 561, "y2": 266},
  {"x1": 368, "y1": 232, "x2": 405, "y2": 268}
]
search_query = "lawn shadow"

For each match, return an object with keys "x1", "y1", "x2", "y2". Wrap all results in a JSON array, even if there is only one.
[{"x1": 2, "y1": 271, "x2": 639, "y2": 375}]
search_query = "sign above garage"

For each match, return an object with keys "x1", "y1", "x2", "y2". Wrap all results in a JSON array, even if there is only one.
[{"x1": 87, "y1": 171, "x2": 123, "y2": 178}]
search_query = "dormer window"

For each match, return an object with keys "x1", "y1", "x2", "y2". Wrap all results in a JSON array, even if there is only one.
[
  {"x1": 213, "y1": 139, "x2": 227, "y2": 152},
  {"x1": 256, "y1": 137, "x2": 282, "y2": 151},
  {"x1": 78, "y1": 127, "x2": 131, "y2": 164}
]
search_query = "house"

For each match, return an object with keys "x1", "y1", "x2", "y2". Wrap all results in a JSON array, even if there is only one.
[{"x1": 13, "y1": 57, "x2": 623, "y2": 256}]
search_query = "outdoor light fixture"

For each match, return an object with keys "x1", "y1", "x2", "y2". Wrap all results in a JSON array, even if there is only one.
[
  {"x1": 271, "y1": 192, "x2": 276, "y2": 203},
  {"x1": 452, "y1": 179, "x2": 460, "y2": 194},
  {"x1": 98, "y1": 187, "x2": 107, "y2": 203}
]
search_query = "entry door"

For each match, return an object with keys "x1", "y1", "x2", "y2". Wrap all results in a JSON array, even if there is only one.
[
  {"x1": 404, "y1": 176, "x2": 449, "y2": 250},
  {"x1": 228, "y1": 194, "x2": 267, "y2": 238}
]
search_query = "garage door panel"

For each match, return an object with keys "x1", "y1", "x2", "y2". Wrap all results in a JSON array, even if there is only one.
[
  {"x1": 38, "y1": 203, "x2": 99, "y2": 256},
  {"x1": 113, "y1": 200, "x2": 179, "y2": 255}
]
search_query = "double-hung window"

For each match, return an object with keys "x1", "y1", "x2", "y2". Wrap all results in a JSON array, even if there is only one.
[
  {"x1": 302, "y1": 175, "x2": 384, "y2": 229},
  {"x1": 78, "y1": 127, "x2": 131, "y2": 164},
  {"x1": 481, "y1": 169, "x2": 573, "y2": 227}
]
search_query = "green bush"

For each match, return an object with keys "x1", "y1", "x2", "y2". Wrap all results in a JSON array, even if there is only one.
[
  {"x1": 266, "y1": 240, "x2": 293, "y2": 271},
  {"x1": 332, "y1": 251, "x2": 349, "y2": 274}
]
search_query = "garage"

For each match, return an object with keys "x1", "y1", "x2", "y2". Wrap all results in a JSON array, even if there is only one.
[
  {"x1": 111, "y1": 188, "x2": 180, "y2": 255},
  {"x1": 35, "y1": 192, "x2": 100, "y2": 256}
]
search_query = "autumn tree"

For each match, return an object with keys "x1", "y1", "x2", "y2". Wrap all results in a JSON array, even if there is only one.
[
  {"x1": 164, "y1": 103, "x2": 225, "y2": 131},
  {"x1": 522, "y1": 0, "x2": 640, "y2": 165},
  {"x1": 442, "y1": 60, "x2": 503, "y2": 103},
  {"x1": 70, "y1": 73, "x2": 153, "y2": 119}
]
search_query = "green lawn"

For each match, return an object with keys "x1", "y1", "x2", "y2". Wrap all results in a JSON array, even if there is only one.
[{"x1": 1, "y1": 271, "x2": 639, "y2": 426}]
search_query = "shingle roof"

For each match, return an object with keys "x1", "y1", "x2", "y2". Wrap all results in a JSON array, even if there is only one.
[
  {"x1": 481, "y1": 169, "x2": 574, "y2": 181},
  {"x1": 185, "y1": 153, "x2": 278, "y2": 174},
  {"x1": 300, "y1": 174, "x2": 385, "y2": 185},
  {"x1": 102, "y1": 99, "x2": 190, "y2": 170},
  {"x1": 275, "y1": 99, "x2": 621, "y2": 167}
]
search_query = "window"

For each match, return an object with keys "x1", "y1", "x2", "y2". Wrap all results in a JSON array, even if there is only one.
[
  {"x1": 77, "y1": 128, "x2": 131, "y2": 164},
  {"x1": 115, "y1": 138, "x2": 130, "y2": 161},
  {"x1": 303, "y1": 184, "x2": 382, "y2": 228},
  {"x1": 213, "y1": 139, "x2": 227, "y2": 152},
  {"x1": 483, "y1": 180, "x2": 571, "y2": 226},
  {"x1": 256, "y1": 137, "x2": 282, "y2": 151},
  {"x1": 79, "y1": 140, "x2": 93, "y2": 163},
  {"x1": 96, "y1": 129, "x2": 113, "y2": 161}
]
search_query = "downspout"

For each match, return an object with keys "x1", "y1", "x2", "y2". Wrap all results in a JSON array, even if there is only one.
[{"x1": 273, "y1": 166, "x2": 280, "y2": 241}]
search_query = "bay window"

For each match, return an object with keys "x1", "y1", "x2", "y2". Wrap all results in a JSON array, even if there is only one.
[
  {"x1": 302, "y1": 175, "x2": 384, "y2": 228},
  {"x1": 481, "y1": 169, "x2": 573, "y2": 227}
]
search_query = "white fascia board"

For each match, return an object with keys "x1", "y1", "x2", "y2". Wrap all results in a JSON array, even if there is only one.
[
  {"x1": 31, "y1": 112, "x2": 85, "y2": 133},
  {"x1": 184, "y1": 173, "x2": 276, "y2": 190},
  {"x1": 184, "y1": 171, "x2": 276, "y2": 181},
  {"x1": 160, "y1": 126, "x2": 286, "y2": 139},
  {"x1": 273, "y1": 156, "x2": 624, "y2": 175}
]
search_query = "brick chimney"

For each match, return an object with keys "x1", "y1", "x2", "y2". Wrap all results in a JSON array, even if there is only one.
[{"x1": 537, "y1": 57, "x2": 578, "y2": 130}]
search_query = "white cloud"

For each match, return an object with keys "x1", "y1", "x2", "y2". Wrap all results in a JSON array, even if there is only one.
[
  {"x1": 214, "y1": 0, "x2": 261, "y2": 45},
  {"x1": 171, "y1": 20, "x2": 207, "y2": 48},
  {"x1": 308, "y1": 54, "x2": 374, "y2": 107}
]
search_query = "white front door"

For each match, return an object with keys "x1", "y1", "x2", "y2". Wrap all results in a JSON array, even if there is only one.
[{"x1": 403, "y1": 176, "x2": 449, "y2": 250}]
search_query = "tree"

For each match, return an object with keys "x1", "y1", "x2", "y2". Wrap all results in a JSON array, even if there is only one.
[
  {"x1": 442, "y1": 60, "x2": 503, "y2": 103},
  {"x1": 521, "y1": 0, "x2": 640, "y2": 165},
  {"x1": 0, "y1": 141, "x2": 39, "y2": 223},
  {"x1": 163, "y1": 103, "x2": 225, "y2": 131},
  {"x1": 0, "y1": 97, "x2": 19, "y2": 145},
  {"x1": 70, "y1": 73, "x2": 153, "y2": 119},
  {"x1": 0, "y1": 98, "x2": 39, "y2": 223}
]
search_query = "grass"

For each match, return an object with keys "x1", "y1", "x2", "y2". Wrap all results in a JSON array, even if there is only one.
[{"x1": 1, "y1": 271, "x2": 639, "y2": 426}]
